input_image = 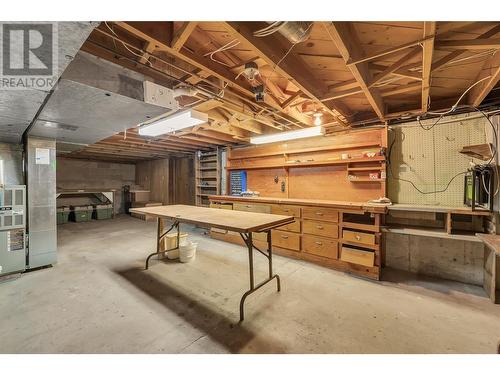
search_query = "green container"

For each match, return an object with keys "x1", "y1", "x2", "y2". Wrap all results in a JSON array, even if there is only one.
[
  {"x1": 57, "y1": 206, "x2": 70, "y2": 225},
  {"x1": 94, "y1": 204, "x2": 113, "y2": 220},
  {"x1": 71, "y1": 205, "x2": 93, "y2": 222}
]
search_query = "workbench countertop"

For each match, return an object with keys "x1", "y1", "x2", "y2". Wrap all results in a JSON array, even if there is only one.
[{"x1": 209, "y1": 195, "x2": 387, "y2": 213}]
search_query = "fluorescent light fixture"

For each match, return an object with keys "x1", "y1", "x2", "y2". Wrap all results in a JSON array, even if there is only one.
[
  {"x1": 250, "y1": 126, "x2": 324, "y2": 145},
  {"x1": 138, "y1": 109, "x2": 208, "y2": 137}
]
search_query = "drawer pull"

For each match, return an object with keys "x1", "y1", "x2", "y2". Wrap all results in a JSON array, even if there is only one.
[
  {"x1": 355, "y1": 235, "x2": 361, "y2": 241},
  {"x1": 281, "y1": 235, "x2": 289, "y2": 239},
  {"x1": 316, "y1": 225, "x2": 324, "y2": 229},
  {"x1": 282, "y1": 209, "x2": 289, "y2": 212},
  {"x1": 245, "y1": 205, "x2": 252, "y2": 208},
  {"x1": 316, "y1": 212, "x2": 324, "y2": 216},
  {"x1": 315, "y1": 241, "x2": 323, "y2": 245}
]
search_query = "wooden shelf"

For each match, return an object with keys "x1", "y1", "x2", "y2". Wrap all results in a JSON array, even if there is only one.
[
  {"x1": 227, "y1": 156, "x2": 385, "y2": 170},
  {"x1": 382, "y1": 225, "x2": 482, "y2": 242},
  {"x1": 347, "y1": 166, "x2": 383, "y2": 172},
  {"x1": 197, "y1": 185, "x2": 217, "y2": 188},
  {"x1": 198, "y1": 167, "x2": 217, "y2": 171},
  {"x1": 348, "y1": 177, "x2": 385, "y2": 182}
]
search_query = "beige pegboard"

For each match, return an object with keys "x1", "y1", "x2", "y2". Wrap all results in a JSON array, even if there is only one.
[{"x1": 388, "y1": 113, "x2": 487, "y2": 206}]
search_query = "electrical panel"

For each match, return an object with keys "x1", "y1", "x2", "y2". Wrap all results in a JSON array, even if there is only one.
[{"x1": 0, "y1": 185, "x2": 26, "y2": 276}]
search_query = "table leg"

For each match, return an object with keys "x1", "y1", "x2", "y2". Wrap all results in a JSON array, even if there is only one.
[
  {"x1": 145, "y1": 218, "x2": 179, "y2": 270},
  {"x1": 239, "y1": 230, "x2": 281, "y2": 322}
]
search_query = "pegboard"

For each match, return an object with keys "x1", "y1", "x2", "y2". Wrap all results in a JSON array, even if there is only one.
[{"x1": 388, "y1": 113, "x2": 487, "y2": 206}]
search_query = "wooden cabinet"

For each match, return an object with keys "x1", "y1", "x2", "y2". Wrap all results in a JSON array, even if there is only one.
[
  {"x1": 340, "y1": 246, "x2": 375, "y2": 267},
  {"x1": 271, "y1": 204, "x2": 301, "y2": 217},
  {"x1": 342, "y1": 229, "x2": 376, "y2": 245},
  {"x1": 278, "y1": 220, "x2": 301, "y2": 233},
  {"x1": 303, "y1": 207, "x2": 339, "y2": 222},
  {"x1": 302, "y1": 235, "x2": 338, "y2": 259},
  {"x1": 210, "y1": 196, "x2": 385, "y2": 280},
  {"x1": 303, "y1": 220, "x2": 338, "y2": 238},
  {"x1": 272, "y1": 230, "x2": 300, "y2": 251},
  {"x1": 233, "y1": 202, "x2": 271, "y2": 214}
]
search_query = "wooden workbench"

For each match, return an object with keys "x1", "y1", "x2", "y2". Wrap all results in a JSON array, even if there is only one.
[
  {"x1": 476, "y1": 234, "x2": 500, "y2": 304},
  {"x1": 209, "y1": 195, "x2": 387, "y2": 280},
  {"x1": 129, "y1": 204, "x2": 294, "y2": 321}
]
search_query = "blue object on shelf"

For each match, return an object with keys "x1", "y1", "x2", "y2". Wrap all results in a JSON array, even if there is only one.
[{"x1": 230, "y1": 171, "x2": 247, "y2": 196}]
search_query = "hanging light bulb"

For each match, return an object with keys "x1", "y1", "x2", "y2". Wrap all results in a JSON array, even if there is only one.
[{"x1": 313, "y1": 112, "x2": 323, "y2": 126}]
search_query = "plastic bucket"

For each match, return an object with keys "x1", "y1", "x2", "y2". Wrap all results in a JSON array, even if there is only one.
[
  {"x1": 179, "y1": 241, "x2": 197, "y2": 263},
  {"x1": 164, "y1": 233, "x2": 189, "y2": 260}
]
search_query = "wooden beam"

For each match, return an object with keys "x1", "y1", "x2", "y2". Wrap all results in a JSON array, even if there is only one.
[
  {"x1": 381, "y1": 82, "x2": 422, "y2": 97},
  {"x1": 222, "y1": 22, "x2": 350, "y2": 126},
  {"x1": 369, "y1": 63, "x2": 422, "y2": 81},
  {"x1": 432, "y1": 24, "x2": 500, "y2": 72},
  {"x1": 467, "y1": 51, "x2": 500, "y2": 106},
  {"x1": 347, "y1": 36, "x2": 433, "y2": 66},
  {"x1": 369, "y1": 47, "x2": 421, "y2": 87},
  {"x1": 171, "y1": 22, "x2": 198, "y2": 51},
  {"x1": 435, "y1": 38, "x2": 500, "y2": 50},
  {"x1": 323, "y1": 22, "x2": 385, "y2": 121},
  {"x1": 281, "y1": 91, "x2": 303, "y2": 109},
  {"x1": 421, "y1": 22, "x2": 437, "y2": 113},
  {"x1": 113, "y1": 22, "x2": 312, "y2": 128}
]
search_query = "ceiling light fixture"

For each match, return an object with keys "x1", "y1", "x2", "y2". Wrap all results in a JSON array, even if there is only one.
[
  {"x1": 138, "y1": 109, "x2": 208, "y2": 137},
  {"x1": 313, "y1": 112, "x2": 323, "y2": 126},
  {"x1": 250, "y1": 126, "x2": 324, "y2": 145}
]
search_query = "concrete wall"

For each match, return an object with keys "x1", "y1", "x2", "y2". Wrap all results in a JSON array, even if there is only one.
[
  {"x1": 56, "y1": 157, "x2": 135, "y2": 213},
  {"x1": 385, "y1": 233, "x2": 484, "y2": 286},
  {"x1": 0, "y1": 142, "x2": 23, "y2": 185}
]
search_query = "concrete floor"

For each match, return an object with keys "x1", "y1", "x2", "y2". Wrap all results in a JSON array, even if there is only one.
[{"x1": 1, "y1": 215, "x2": 500, "y2": 354}]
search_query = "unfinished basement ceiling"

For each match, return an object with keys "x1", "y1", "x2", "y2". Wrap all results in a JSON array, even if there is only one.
[
  {"x1": 30, "y1": 52, "x2": 174, "y2": 154},
  {"x1": 0, "y1": 22, "x2": 99, "y2": 144}
]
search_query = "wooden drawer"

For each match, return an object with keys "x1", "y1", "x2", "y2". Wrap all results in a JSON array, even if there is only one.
[
  {"x1": 340, "y1": 247, "x2": 375, "y2": 267},
  {"x1": 302, "y1": 207, "x2": 339, "y2": 222},
  {"x1": 209, "y1": 202, "x2": 233, "y2": 210},
  {"x1": 272, "y1": 230, "x2": 300, "y2": 251},
  {"x1": 233, "y1": 202, "x2": 271, "y2": 214},
  {"x1": 342, "y1": 229, "x2": 376, "y2": 245},
  {"x1": 302, "y1": 235, "x2": 338, "y2": 259},
  {"x1": 303, "y1": 220, "x2": 338, "y2": 238},
  {"x1": 277, "y1": 220, "x2": 301, "y2": 233},
  {"x1": 271, "y1": 204, "x2": 301, "y2": 218}
]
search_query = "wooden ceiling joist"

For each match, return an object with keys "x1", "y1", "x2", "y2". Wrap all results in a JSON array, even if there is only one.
[
  {"x1": 222, "y1": 22, "x2": 349, "y2": 126},
  {"x1": 171, "y1": 22, "x2": 198, "y2": 51},
  {"x1": 467, "y1": 51, "x2": 500, "y2": 106},
  {"x1": 368, "y1": 47, "x2": 421, "y2": 88},
  {"x1": 435, "y1": 38, "x2": 500, "y2": 50},
  {"x1": 421, "y1": 22, "x2": 437, "y2": 113},
  {"x1": 346, "y1": 36, "x2": 434, "y2": 66},
  {"x1": 432, "y1": 24, "x2": 500, "y2": 72},
  {"x1": 323, "y1": 22, "x2": 385, "y2": 121}
]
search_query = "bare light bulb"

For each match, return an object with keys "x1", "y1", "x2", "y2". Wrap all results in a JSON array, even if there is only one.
[{"x1": 313, "y1": 112, "x2": 323, "y2": 126}]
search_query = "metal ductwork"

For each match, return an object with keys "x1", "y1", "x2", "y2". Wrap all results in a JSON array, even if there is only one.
[{"x1": 263, "y1": 21, "x2": 313, "y2": 44}]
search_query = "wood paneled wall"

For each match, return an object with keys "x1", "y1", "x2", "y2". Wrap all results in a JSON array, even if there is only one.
[
  {"x1": 228, "y1": 128, "x2": 387, "y2": 203},
  {"x1": 135, "y1": 156, "x2": 194, "y2": 205}
]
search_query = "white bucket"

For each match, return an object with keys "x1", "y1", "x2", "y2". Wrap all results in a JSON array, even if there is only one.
[
  {"x1": 179, "y1": 241, "x2": 197, "y2": 263},
  {"x1": 165, "y1": 233, "x2": 188, "y2": 260}
]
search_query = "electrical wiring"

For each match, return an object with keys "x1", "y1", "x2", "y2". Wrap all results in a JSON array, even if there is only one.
[
  {"x1": 418, "y1": 75, "x2": 493, "y2": 130},
  {"x1": 104, "y1": 22, "x2": 153, "y2": 67},
  {"x1": 203, "y1": 39, "x2": 240, "y2": 67},
  {"x1": 253, "y1": 22, "x2": 288, "y2": 37}
]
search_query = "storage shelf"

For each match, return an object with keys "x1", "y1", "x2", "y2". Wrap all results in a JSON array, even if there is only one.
[
  {"x1": 198, "y1": 167, "x2": 217, "y2": 171},
  {"x1": 348, "y1": 177, "x2": 385, "y2": 182},
  {"x1": 197, "y1": 185, "x2": 217, "y2": 188},
  {"x1": 347, "y1": 166, "x2": 383, "y2": 172},
  {"x1": 382, "y1": 225, "x2": 482, "y2": 242},
  {"x1": 227, "y1": 156, "x2": 385, "y2": 170}
]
